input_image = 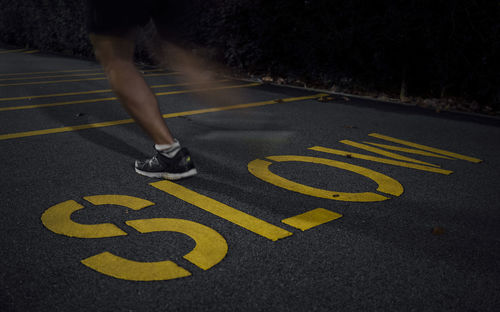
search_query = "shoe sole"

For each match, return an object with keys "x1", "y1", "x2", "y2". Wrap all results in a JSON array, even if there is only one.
[{"x1": 135, "y1": 168, "x2": 198, "y2": 180}]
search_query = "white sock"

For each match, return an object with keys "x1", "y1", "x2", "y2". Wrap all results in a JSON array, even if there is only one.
[{"x1": 155, "y1": 139, "x2": 181, "y2": 158}]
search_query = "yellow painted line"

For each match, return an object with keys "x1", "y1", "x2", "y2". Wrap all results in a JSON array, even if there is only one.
[
  {"x1": 0, "y1": 91, "x2": 322, "y2": 141},
  {"x1": 369, "y1": 133, "x2": 482, "y2": 163},
  {"x1": 155, "y1": 82, "x2": 260, "y2": 96},
  {"x1": 309, "y1": 146, "x2": 454, "y2": 175},
  {"x1": 0, "y1": 68, "x2": 101, "y2": 77},
  {"x1": 81, "y1": 251, "x2": 192, "y2": 281},
  {"x1": 0, "y1": 118, "x2": 134, "y2": 140},
  {"x1": 0, "y1": 76, "x2": 109, "y2": 87},
  {"x1": 248, "y1": 156, "x2": 403, "y2": 202},
  {"x1": 0, "y1": 88, "x2": 110, "y2": 102},
  {"x1": 24, "y1": 50, "x2": 39, "y2": 54},
  {"x1": 157, "y1": 92, "x2": 327, "y2": 118},
  {"x1": 0, "y1": 71, "x2": 105, "y2": 82},
  {"x1": 340, "y1": 140, "x2": 440, "y2": 167},
  {"x1": 362, "y1": 142, "x2": 455, "y2": 160},
  {"x1": 0, "y1": 72, "x2": 177, "y2": 87},
  {"x1": 0, "y1": 96, "x2": 118, "y2": 111},
  {"x1": 0, "y1": 68, "x2": 162, "y2": 82},
  {"x1": 151, "y1": 180, "x2": 293, "y2": 241},
  {"x1": 282, "y1": 208, "x2": 343, "y2": 231},
  {"x1": 0, "y1": 81, "x2": 250, "y2": 112},
  {"x1": 0, "y1": 49, "x2": 27, "y2": 54},
  {"x1": 127, "y1": 218, "x2": 228, "y2": 271},
  {"x1": 0, "y1": 79, "x2": 228, "y2": 102}
]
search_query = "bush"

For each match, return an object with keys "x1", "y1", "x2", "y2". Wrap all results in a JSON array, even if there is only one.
[{"x1": 1, "y1": 0, "x2": 498, "y2": 111}]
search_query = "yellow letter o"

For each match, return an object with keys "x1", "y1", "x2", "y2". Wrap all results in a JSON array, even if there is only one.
[{"x1": 248, "y1": 155, "x2": 403, "y2": 202}]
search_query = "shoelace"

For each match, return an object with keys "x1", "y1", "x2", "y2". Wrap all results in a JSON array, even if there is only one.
[{"x1": 147, "y1": 155, "x2": 160, "y2": 167}]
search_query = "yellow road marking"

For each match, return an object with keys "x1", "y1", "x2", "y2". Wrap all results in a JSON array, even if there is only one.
[
  {"x1": 0, "y1": 72, "x2": 177, "y2": 87},
  {"x1": 248, "y1": 156, "x2": 403, "y2": 202},
  {"x1": 309, "y1": 146, "x2": 454, "y2": 175},
  {"x1": 83, "y1": 195, "x2": 155, "y2": 210},
  {"x1": 41, "y1": 200, "x2": 128, "y2": 238},
  {"x1": 156, "y1": 93, "x2": 326, "y2": 119},
  {"x1": 369, "y1": 133, "x2": 482, "y2": 163},
  {"x1": 0, "y1": 68, "x2": 101, "y2": 77},
  {"x1": 42, "y1": 195, "x2": 228, "y2": 281},
  {"x1": 0, "y1": 96, "x2": 118, "y2": 111},
  {"x1": 0, "y1": 81, "x2": 252, "y2": 112},
  {"x1": 362, "y1": 142, "x2": 455, "y2": 160},
  {"x1": 81, "y1": 251, "x2": 192, "y2": 281},
  {"x1": 154, "y1": 82, "x2": 257, "y2": 96},
  {"x1": 0, "y1": 88, "x2": 110, "y2": 102},
  {"x1": 282, "y1": 208, "x2": 343, "y2": 231},
  {"x1": 0, "y1": 49, "x2": 27, "y2": 54},
  {"x1": 41, "y1": 195, "x2": 155, "y2": 239},
  {"x1": 0, "y1": 118, "x2": 134, "y2": 140},
  {"x1": 127, "y1": 218, "x2": 228, "y2": 271},
  {"x1": 151, "y1": 180, "x2": 293, "y2": 241},
  {"x1": 0, "y1": 65, "x2": 151, "y2": 77},
  {"x1": 340, "y1": 140, "x2": 440, "y2": 167},
  {"x1": 0, "y1": 79, "x2": 228, "y2": 102},
  {"x1": 0, "y1": 90, "x2": 322, "y2": 141},
  {"x1": 24, "y1": 50, "x2": 39, "y2": 54},
  {"x1": 0, "y1": 68, "x2": 161, "y2": 82}
]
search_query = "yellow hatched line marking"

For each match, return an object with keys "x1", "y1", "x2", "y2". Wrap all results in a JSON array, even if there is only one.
[
  {"x1": 0, "y1": 79, "x2": 228, "y2": 102},
  {"x1": 0, "y1": 72, "x2": 177, "y2": 87},
  {"x1": 0, "y1": 68, "x2": 101, "y2": 77},
  {"x1": 0, "y1": 81, "x2": 244, "y2": 112},
  {"x1": 0, "y1": 49, "x2": 27, "y2": 54},
  {"x1": 0, "y1": 92, "x2": 325, "y2": 141},
  {"x1": 0, "y1": 68, "x2": 162, "y2": 82}
]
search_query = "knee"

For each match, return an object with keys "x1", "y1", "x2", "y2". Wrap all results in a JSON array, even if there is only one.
[
  {"x1": 101, "y1": 59, "x2": 135, "y2": 81},
  {"x1": 89, "y1": 34, "x2": 135, "y2": 74}
]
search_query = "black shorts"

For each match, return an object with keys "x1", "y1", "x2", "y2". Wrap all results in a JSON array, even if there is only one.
[{"x1": 86, "y1": 0, "x2": 186, "y2": 36}]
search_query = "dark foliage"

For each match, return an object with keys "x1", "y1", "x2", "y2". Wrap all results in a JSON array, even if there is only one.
[
  {"x1": 0, "y1": 0, "x2": 91, "y2": 56},
  {"x1": 1, "y1": 0, "x2": 498, "y2": 110}
]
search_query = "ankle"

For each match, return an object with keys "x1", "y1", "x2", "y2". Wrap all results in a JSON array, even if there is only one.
[{"x1": 155, "y1": 140, "x2": 181, "y2": 158}]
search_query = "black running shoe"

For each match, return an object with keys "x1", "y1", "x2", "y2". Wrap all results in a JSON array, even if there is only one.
[{"x1": 135, "y1": 147, "x2": 197, "y2": 180}]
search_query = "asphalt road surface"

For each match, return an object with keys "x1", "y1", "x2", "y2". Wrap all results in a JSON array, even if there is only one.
[{"x1": 1, "y1": 48, "x2": 500, "y2": 312}]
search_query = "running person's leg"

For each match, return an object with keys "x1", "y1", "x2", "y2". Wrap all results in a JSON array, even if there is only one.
[
  {"x1": 89, "y1": 32, "x2": 175, "y2": 145},
  {"x1": 87, "y1": 0, "x2": 197, "y2": 180}
]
